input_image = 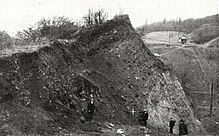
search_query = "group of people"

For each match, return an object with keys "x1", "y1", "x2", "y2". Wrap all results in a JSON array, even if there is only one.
[
  {"x1": 169, "y1": 118, "x2": 188, "y2": 135},
  {"x1": 85, "y1": 100, "x2": 188, "y2": 135},
  {"x1": 137, "y1": 110, "x2": 188, "y2": 135}
]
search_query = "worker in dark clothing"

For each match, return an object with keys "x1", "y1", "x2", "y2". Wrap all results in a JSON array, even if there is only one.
[
  {"x1": 138, "y1": 110, "x2": 148, "y2": 126},
  {"x1": 86, "y1": 99, "x2": 95, "y2": 121},
  {"x1": 169, "y1": 118, "x2": 176, "y2": 134},
  {"x1": 179, "y1": 119, "x2": 188, "y2": 135}
]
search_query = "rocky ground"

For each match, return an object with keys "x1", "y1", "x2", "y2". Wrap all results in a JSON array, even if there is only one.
[
  {"x1": 0, "y1": 15, "x2": 205, "y2": 135},
  {"x1": 144, "y1": 35, "x2": 219, "y2": 135}
]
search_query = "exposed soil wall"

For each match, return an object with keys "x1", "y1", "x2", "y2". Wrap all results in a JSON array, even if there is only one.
[{"x1": 0, "y1": 15, "x2": 204, "y2": 135}]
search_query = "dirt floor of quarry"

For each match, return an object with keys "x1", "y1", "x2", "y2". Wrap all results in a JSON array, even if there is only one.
[{"x1": 0, "y1": 15, "x2": 208, "y2": 135}]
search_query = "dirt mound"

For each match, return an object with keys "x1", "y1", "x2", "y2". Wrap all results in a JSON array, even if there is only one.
[{"x1": 0, "y1": 15, "x2": 204, "y2": 135}]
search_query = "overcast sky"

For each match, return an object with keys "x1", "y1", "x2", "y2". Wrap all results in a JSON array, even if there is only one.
[{"x1": 0, "y1": 0, "x2": 219, "y2": 36}]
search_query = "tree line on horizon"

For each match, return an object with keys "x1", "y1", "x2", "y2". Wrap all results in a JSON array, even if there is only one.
[{"x1": 137, "y1": 14, "x2": 219, "y2": 44}]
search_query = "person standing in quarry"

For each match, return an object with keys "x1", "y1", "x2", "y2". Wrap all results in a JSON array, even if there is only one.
[
  {"x1": 179, "y1": 119, "x2": 188, "y2": 135},
  {"x1": 169, "y1": 118, "x2": 176, "y2": 134},
  {"x1": 138, "y1": 109, "x2": 149, "y2": 126},
  {"x1": 87, "y1": 100, "x2": 95, "y2": 121},
  {"x1": 86, "y1": 96, "x2": 95, "y2": 121}
]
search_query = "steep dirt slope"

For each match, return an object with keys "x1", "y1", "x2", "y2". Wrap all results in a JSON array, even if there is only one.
[
  {"x1": 0, "y1": 15, "x2": 203, "y2": 135},
  {"x1": 146, "y1": 41, "x2": 219, "y2": 135}
]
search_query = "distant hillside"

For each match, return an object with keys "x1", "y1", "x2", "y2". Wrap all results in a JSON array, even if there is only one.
[
  {"x1": 137, "y1": 14, "x2": 219, "y2": 34},
  {"x1": 190, "y1": 24, "x2": 219, "y2": 44},
  {"x1": 203, "y1": 37, "x2": 219, "y2": 64},
  {"x1": 203, "y1": 37, "x2": 219, "y2": 49},
  {"x1": 137, "y1": 14, "x2": 219, "y2": 44}
]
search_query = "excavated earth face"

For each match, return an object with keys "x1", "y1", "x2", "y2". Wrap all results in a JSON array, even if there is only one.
[
  {"x1": 148, "y1": 43, "x2": 219, "y2": 135},
  {"x1": 0, "y1": 15, "x2": 204, "y2": 135}
]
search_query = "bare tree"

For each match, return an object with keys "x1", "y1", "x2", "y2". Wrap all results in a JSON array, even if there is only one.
[
  {"x1": 83, "y1": 9, "x2": 108, "y2": 27},
  {"x1": 138, "y1": 20, "x2": 147, "y2": 36},
  {"x1": 83, "y1": 9, "x2": 93, "y2": 26}
]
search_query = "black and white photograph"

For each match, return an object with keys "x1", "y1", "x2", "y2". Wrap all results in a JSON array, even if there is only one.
[{"x1": 0, "y1": 0, "x2": 218, "y2": 135}]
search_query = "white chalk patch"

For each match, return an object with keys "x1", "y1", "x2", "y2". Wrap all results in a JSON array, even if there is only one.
[{"x1": 117, "y1": 129, "x2": 125, "y2": 134}]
